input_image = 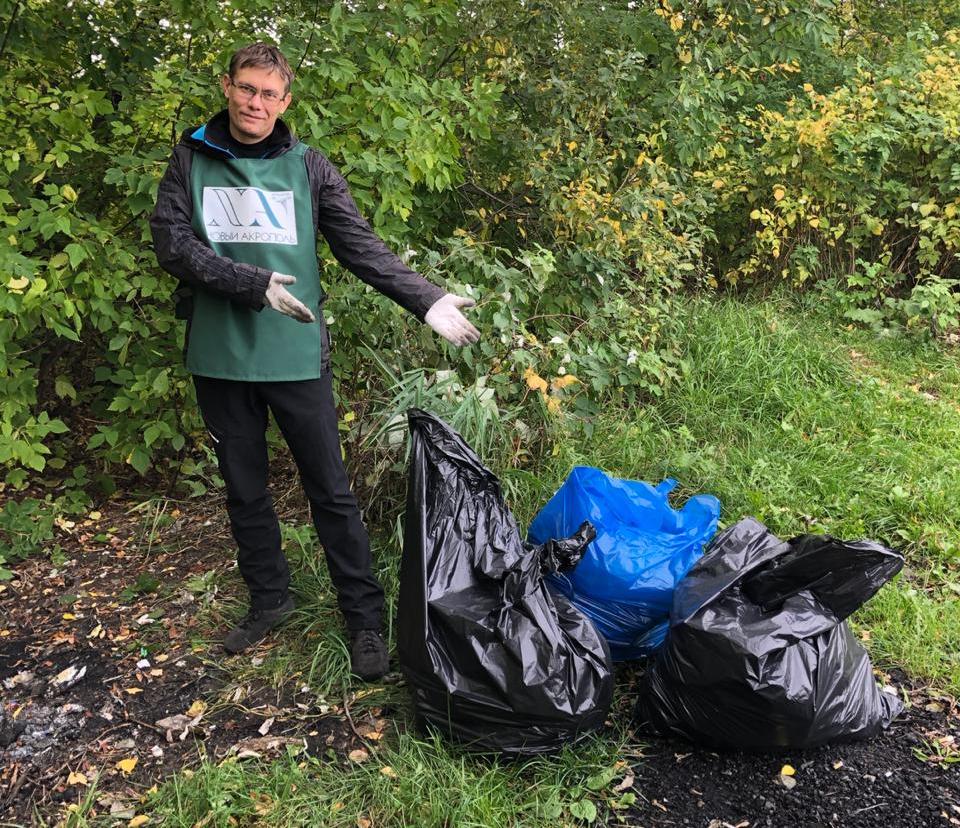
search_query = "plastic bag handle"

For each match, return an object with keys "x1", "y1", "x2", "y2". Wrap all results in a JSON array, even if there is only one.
[{"x1": 741, "y1": 536, "x2": 903, "y2": 621}]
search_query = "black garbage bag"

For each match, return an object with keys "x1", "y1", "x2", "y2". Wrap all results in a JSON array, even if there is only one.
[
  {"x1": 636, "y1": 517, "x2": 904, "y2": 750},
  {"x1": 398, "y1": 409, "x2": 613, "y2": 755}
]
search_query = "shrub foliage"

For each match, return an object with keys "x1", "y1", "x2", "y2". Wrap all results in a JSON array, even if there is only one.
[{"x1": 0, "y1": 0, "x2": 957, "y2": 496}]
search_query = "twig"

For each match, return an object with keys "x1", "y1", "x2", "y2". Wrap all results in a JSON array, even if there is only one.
[
  {"x1": 341, "y1": 692, "x2": 365, "y2": 742},
  {"x1": 294, "y1": 0, "x2": 323, "y2": 76},
  {"x1": 0, "y1": 0, "x2": 21, "y2": 62}
]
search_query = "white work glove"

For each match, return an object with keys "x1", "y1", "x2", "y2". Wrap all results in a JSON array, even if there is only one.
[
  {"x1": 424, "y1": 293, "x2": 480, "y2": 346},
  {"x1": 264, "y1": 272, "x2": 316, "y2": 323}
]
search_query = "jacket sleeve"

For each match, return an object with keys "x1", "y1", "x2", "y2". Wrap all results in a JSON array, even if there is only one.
[
  {"x1": 149, "y1": 145, "x2": 272, "y2": 311},
  {"x1": 307, "y1": 149, "x2": 445, "y2": 321}
]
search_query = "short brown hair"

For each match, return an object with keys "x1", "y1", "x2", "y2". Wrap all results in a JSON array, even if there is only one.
[{"x1": 228, "y1": 43, "x2": 294, "y2": 93}]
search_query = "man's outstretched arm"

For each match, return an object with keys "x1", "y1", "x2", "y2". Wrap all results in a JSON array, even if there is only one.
[{"x1": 307, "y1": 149, "x2": 478, "y2": 343}]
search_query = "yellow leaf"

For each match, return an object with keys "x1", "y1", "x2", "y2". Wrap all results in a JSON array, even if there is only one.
[
  {"x1": 523, "y1": 368, "x2": 548, "y2": 394},
  {"x1": 678, "y1": 50, "x2": 692, "y2": 64},
  {"x1": 380, "y1": 766, "x2": 398, "y2": 778},
  {"x1": 125, "y1": 687, "x2": 143, "y2": 695},
  {"x1": 773, "y1": 186, "x2": 786, "y2": 201},
  {"x1": 750, "y1": 209, "x2": 762, "y2": 220},
  {"x1": 117, "y1": 757, "x2": 138, "y2": 775},
  {"x1": 67, "y1": 771, "x2": 88, "y2": 786},
  {"x1": 88, "y1": 510, "x2": 102, "y2": 520},
  {"x1": 712, "y1": 178, "x2": 724, "y2": 189},
  {"x1": 343, "y1": 411, "x2": 355, "y2": 423},
  {"x1": 551, "y1": 375, "x2": 579, "y2": 390},
  {"x1": 128, "y1": 817, "x2": 149, "y2": 828},
  {"x1": 945, "y1": 203, "x2": 957, "y2": 219},
  {"x1": 780, "y1": 764, "x2": 796, "y2": 776},
  {"x1": 88, "y1": 624, "x2": 102, "y2": 639},
  {"x1": 919, "y1": 202, "x2": 937, "y2": 217},
  {"x1": 62, "y1": 184, "x2": 78, "y2": 202},
  {"x1": 803, "y1": 83, "x2": 814, "y2": 93},
  {"x1": 808, "y1": 217, "x2": 820, "y2": 228},
  {"x1": 62, "y1": 613, "x2": 76, "y2": 621},
  {"x1": 7, "y1": 277, "x2": 29, "y2": 292},
  {"x1": 348, "y1": 749, "x2": 370, "y2": 764},
  {"x1": 567, "y1": 141, "x2": 577, "y2": 151},
  {"x1": 546, "y1": 396, "x2": 561, "y2": 414},
  {"x1": 185, "y1": 699, "x2": 206, "y2": 718}
]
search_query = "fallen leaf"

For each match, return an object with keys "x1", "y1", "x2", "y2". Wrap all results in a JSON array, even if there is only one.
[
  {"x1": 128, "y1": 816, "x2": 149, "y2": 827},
  {"x1": 67, "y1": 771, "x2": 88, "y2": 786},
  {"x1": 833, "y1": 760, "x2": 844, "y2": 770},
  {"x1": 613, "y1": 773, "x2": 635, "y2": 793},
  {"x1": 109, "y1": 802, "x2": 136, "y2": 819},
  {"x1": 50, "y1": 665, "x2": 87, "y2": 689},
  {"x1": 185, "y1": 699, "x2": 206, "y2": 718},
  {"x1": 779, "y1": 774, "x2": 796, "y2": 790},
  {"x1": 4, "y1": 670, "x2": 35, "y2": 689},
  {"x1": 357, "y1": 818, "x2": 372, "y2": 828},
  {"x1": 87, "y1": 624, "x2": 103, "y2": 639},
  {"x1": 116, "y1": 757, "x2": 138, "y2": 775},
  {"x1": 229, "y1": 736, "x2": 305, "y2": 759},
  {"x1": 780, "y1": 764, "x2": 796, "y2": 777},
  {"x1": 155, "y1": 714, "x2": 193, "y2": 734},
  {"x1": 258, "y1": 716, "x2": 275, "y2": 736},
  {"x1": 380, "y1": 766, "x2": 398, "y2": 778},
  {"x1": 926, "y1": 701, "x2": 946, "y2": 713},
  {"x1": 149, "y1": 669, "x2": 163, "y2": 677},
  {"x1": 125, "y1": 687, "x2": 144, "y2": 695},
  {"x1": 348, "y1": 748, "x2": 370, "y2": 764}
]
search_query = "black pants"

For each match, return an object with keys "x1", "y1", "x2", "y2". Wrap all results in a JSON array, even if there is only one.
[{"x1": 193, "y1": 373, "x2": 384, "y2": 631}]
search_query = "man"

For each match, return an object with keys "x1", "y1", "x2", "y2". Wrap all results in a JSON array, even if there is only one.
[{"x1": 149, "y1": 43, "x2": 479, "y2": 680}]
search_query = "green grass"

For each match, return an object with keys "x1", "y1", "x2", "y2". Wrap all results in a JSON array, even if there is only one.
[
  {"x1": 548, "y1": 292, "x2": 960, "y2": 688},
  {"x1": 139, "y1": 733, "x2": 632, "y2": 827},
  {"x1": 126, "y1": 291, "x2": 960, "y2": 827}
]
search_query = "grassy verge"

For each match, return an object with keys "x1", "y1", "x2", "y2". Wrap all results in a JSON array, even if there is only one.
[{"x1": 93, "y1": 291, "x2": 960, "y2": 827}]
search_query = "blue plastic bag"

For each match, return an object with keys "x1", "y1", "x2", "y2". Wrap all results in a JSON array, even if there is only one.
[{"x1": 528, "y1": 467, "x2": 721, "y2": 660}]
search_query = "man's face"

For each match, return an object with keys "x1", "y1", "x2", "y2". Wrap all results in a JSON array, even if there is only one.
[{"x1": 220, "y1": 66, "x2": 291, "y2": 144}]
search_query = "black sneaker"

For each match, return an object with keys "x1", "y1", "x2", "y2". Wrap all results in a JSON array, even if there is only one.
[
  {"x1": 350, "y1": 629, "x2": 389, "y2": 681},
  {"x1": 223, "y1": 595, "x2": 295, "y2": 654}
]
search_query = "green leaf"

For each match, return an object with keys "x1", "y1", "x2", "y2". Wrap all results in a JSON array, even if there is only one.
[
  {"x1": 54, "y1": 376, "x2": 77, "y2": 400},
  {"x1": 127, "y1": 446, "x2": 150, "y2": 475},
  {"x1": 568, "y1": 799, "x2": 597, "y2": 822}
]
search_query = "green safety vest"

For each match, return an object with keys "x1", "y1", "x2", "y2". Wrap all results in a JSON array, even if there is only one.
[{"x1": 187, "y1": 142, "x2": 327, "y2": 380}]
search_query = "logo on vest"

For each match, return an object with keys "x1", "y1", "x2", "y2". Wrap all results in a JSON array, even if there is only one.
[{"x1": 202, "y1": 187, "x2": 297, "y2": 245}]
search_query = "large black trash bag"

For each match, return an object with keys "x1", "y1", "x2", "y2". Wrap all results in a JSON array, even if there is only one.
[
  {"x1": 636, "y1": 517, "x2": 904, "y2": 750},
  {"x1": 398, "y1": 409, "x2": 613, "y2": 755}
]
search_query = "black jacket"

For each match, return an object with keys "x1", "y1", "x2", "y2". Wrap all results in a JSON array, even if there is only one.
[{"x1": 149, "y1": 111, "x2": 445, "y2": 327}]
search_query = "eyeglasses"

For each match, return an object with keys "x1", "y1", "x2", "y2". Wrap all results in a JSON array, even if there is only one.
[{"x1": 229, "y1": 80, "x2": 287, "y2": 105}]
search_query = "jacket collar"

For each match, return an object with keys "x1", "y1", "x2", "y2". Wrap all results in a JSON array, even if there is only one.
[{"x1": 182, "y1": 110, "x2": 297, "y2": 160}]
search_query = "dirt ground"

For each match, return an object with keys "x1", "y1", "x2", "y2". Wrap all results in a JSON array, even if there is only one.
[
  {"x1": 625, "y1": 675, "x2": 960, "y2": 828},
  {"x1": 2, "y1": 489, "x2": 958, "y2": 827}
]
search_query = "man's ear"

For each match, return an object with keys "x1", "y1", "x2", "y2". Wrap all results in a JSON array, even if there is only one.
[
  {"x1": 220, "y1": 74, "x2": 232, "y2": 98},
  {"x1": 277, "y1": 91, "x2": 292, "y2": 115}
]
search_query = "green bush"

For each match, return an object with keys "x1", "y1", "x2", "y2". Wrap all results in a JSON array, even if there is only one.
[{"x1": 1, "y1": 0, "x2": 957, "y2": 502}]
